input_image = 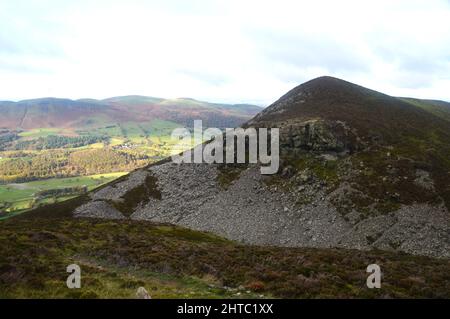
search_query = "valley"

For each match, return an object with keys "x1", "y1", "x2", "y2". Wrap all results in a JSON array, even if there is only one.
[
  {"x1": 0, "y1": 97, "x2": 260, "y2": 218},
  {"x1": 0, "y1": 120, "x2": 185, "y2": 217}
]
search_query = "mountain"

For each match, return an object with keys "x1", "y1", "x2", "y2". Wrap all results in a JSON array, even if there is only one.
[
  {"x1": 18, "y1": 77, "x2": 450, "y2": 258},
  {"x1": 0, "y1": 96, "x2": 262, "y2": 130}
]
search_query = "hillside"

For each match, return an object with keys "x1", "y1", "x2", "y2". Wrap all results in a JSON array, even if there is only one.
[
  {"x1": 1, "y1": 204, "x2": 449, "y2": 298},
  {"x1": 45, "y1": 76, "x2": 450, "y2": 259},
  {"x1": 0, "y1": 96, "x2": 261, "y2": 130},
  {"x1": 400, "y1": 97, "x2": 450, "y2": 123}
]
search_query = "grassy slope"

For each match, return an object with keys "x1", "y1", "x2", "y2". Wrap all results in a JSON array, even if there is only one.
[
  {"x1": 351, "y1": 96, "x2": 450, "y2": 214},
  {"x1": 1, "y1": 211, "x2": 449, "y2": 299},
  {"x1": 0, "y1": 173, "x2": 127, "y2": 218},
  {"x1": 253, "y1": 77, "x2": 450, "y2": 214},
  {"x1": 400, "y1": 98, "x2": 450, "y2": 122}
]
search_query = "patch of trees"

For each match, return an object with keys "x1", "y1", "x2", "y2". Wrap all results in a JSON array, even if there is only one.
[
  {"x1": 0, "y1": 201, "x2": 10, "y2": 213},
  {"x1": 0, "y1": 151, "x2": 70, "y2": 183},
  {"x1": 68, "y1": 149, "x2": 149, "y2": 175},
  {"x1": 0, "y1": 148, "x2": 150, "y2": 183},
  {"x1": 36, "y1": 186, "x2": 88, "y2": 198},
  {"x1": 0, "y1": 132, "x2": 19, "y2": 151},
  {"x1": 13, "y1": 135, "x2": 108, "y2": 150}
]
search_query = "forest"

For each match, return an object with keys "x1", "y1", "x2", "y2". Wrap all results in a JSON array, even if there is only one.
[
  {"x1": 0, "y1": 148, "x2": 150, "y2": 183},
  {"x1": 12, "y1": 135, "x2": 108, "y2": 150}
]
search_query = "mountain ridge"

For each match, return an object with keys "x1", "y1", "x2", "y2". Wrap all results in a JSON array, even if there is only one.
[{"x1": 0, "y1": 96, "x2": 262, "y2": 130}]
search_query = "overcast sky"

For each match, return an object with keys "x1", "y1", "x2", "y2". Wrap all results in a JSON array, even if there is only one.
[{"x1": 1, "y1": 0, "x2": 449, "y2": 105}]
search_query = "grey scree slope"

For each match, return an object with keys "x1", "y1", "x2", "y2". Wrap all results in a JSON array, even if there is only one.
[{"x1": 74, "y1": 161, "x2": 450, "y2": 259}]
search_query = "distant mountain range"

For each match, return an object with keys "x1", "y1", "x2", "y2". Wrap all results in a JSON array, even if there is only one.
[{"x1": 0, "y1": 96, "x2": 262, "y2": 130}]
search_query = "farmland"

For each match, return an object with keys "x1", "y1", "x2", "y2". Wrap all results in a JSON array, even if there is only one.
[
  {"x1": 0, "y1": 173, "x2": 128, "y2": 219},
  {"x1": 0, "y1": 120, "x2": 192, "y2": 218}
]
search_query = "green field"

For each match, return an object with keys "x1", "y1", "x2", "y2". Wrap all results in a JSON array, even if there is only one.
[
  {"x1": 0, "y1": 173, "x2": 127, "y2": 218},
  {"x1": 18, "y1": 127, "x2": 70, "y2": 138},
  {"x1": 0, "y1": 172, "x2": 127, "y2": 201}
]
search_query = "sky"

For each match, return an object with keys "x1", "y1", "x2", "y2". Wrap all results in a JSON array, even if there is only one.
[{"x1": 0, "y1": 0, "x2": 449, "y2": 105}]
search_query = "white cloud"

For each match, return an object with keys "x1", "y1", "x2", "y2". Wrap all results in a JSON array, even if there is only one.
[{"x1": 0, "y1": 0, "x2": 449, "y2": 104}]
